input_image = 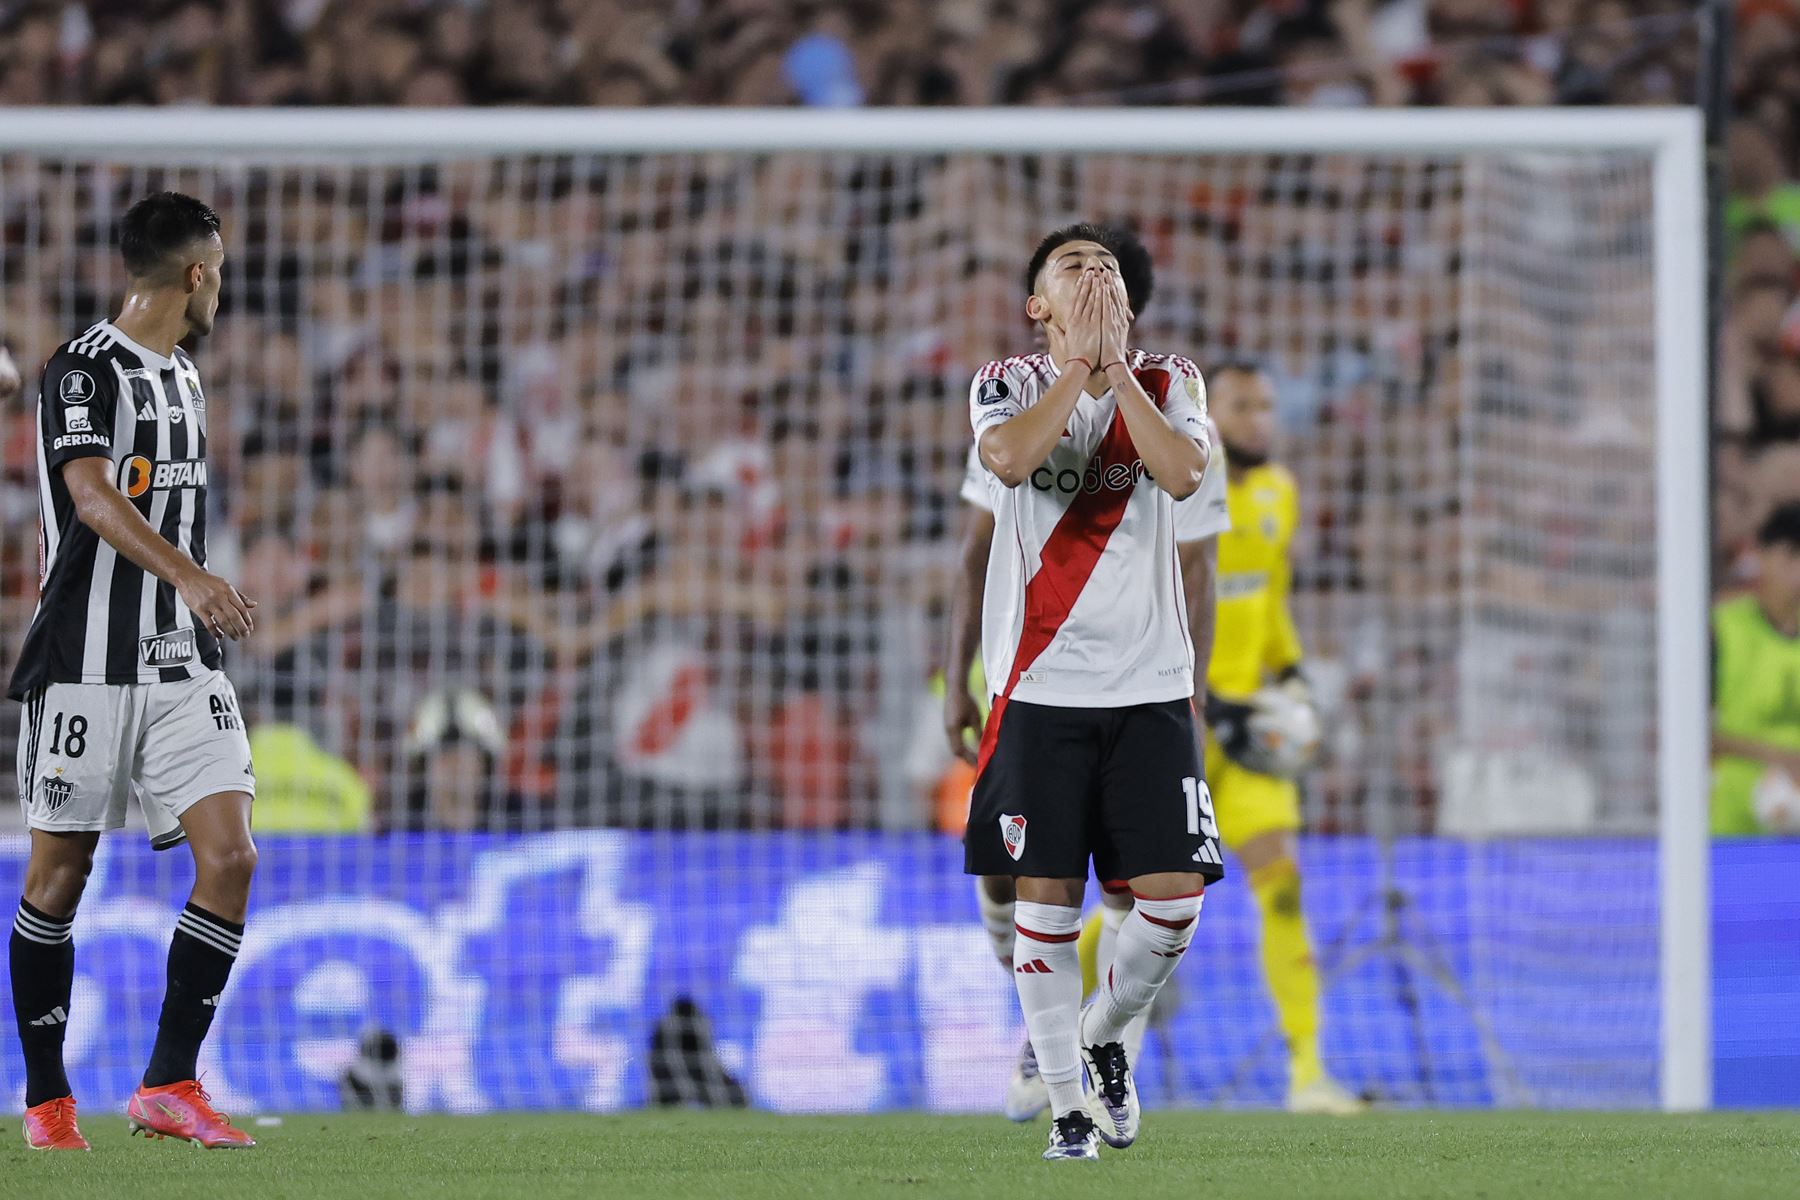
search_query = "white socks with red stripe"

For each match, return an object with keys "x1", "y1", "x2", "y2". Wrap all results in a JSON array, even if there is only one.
[
  {"x1": 1012, "y1": 900, "x2": 1085, "y2": 1117},
  {"x1": 975, "y1": 880, "x2": 1016, "y2": 969},
  {"x1": 1093, "y1": 902, "x2": 1150, "y2": 1062},
  {"x1": 1087, "y1": 891, "x2": 1203, "y2": 1046}
]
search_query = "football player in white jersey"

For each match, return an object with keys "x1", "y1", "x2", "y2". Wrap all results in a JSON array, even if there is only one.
[
  {"x1": 963, "y1": 223, "x2": 1220, "y2": 1160},
  {"x1": 948, "y1": 433, "x2": 1227, "y2": 1123}
]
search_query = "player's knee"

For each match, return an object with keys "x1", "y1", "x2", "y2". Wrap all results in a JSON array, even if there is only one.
[
  {"x1": 197, "y1": 839, "x2": 258, "y2": 894},
  {"x1": 23, "y1": 853, "x2": 95, "y2": 917},
  {"x1": 1130, "y1": 889, "x2": 1203, "y2": 950},
  {"x1": 1128, "y1": 871, "x2": 1206, "y2": 902},
  {"x1": 1132, "y1": 890, "x2": 1202, "y2": 925},
  {"x1": 1251, "y1": 856, "x2": 1303, "y2": 918},
  {"x1": 1015, "y1": 876, "x2": 1084, "y2": 907}
]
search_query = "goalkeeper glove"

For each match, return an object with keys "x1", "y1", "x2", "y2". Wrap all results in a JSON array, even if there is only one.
[
  {"x1": 1273, "y1": 663, "x2": 1314, "y2": 712},
  {"x1": 1206, "y1": 666, "x2": 1321, "y2": 779}
]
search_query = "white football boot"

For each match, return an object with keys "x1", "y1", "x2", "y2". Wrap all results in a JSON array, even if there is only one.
[
  {"x1": 1288, "y1": 1075, "x2": 1369, "y2": 1115},
  {"x1": 1042, "y1": 1110, "x2": 1100, "y2": 1162},
  {"x1": 1078, "y1": 1004, "x2": 1140, "y2": 1149},
  {"x1": 1004, "y1": 1036, "x2": 1050, "y2": 1122}
]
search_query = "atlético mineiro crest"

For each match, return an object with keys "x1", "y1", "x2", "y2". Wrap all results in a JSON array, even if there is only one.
[
  {"x1": 1000, "y1": 814, "x2": 1027, "y2": 862},
  {"x1": 38, "y1": 770, "x2": 73, "y2": 814}
]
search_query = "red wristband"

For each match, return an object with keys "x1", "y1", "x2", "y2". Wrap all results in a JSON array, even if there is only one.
[
  {"x1": 1063, "y1": 355, "x2": 1093, "y2": 374},
  {"x1": 1100, "y1": 359, "x2": 1128, "y2": 373}
]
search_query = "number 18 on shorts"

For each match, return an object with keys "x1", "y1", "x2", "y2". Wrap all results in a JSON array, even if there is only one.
[{"x1": 964, "y1": 697, "x2": 1224, "y2": 883}]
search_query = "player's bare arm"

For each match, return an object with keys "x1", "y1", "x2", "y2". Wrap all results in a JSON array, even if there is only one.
[
  {"x1": 1713, "y1": 729, "x2": 1800, "y2": 780},
  {"x1": 944, "y1": 504, "x2": 995, "y2": 763},
  {"x1": 1102, "y1": 281, "x2": 1206, "y2": 499},
  {"x1": 978, "y1": 270, "x2": 1102, "y2": 487},
  {"x1": 60, "y1": 456, "x2": 256, "y2": 640},
  {"x1": 1178, "y1": 534, "x2": 1219, "y2": 708}
]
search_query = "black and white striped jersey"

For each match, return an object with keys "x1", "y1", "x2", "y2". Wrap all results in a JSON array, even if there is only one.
[{"x1": 7, "y1": 320, "x2": 222, "y2": 699}]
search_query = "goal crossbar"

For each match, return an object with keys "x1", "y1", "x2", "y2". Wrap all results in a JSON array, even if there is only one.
[{"x1": 2, "y1": 105, "x2": 1701, "y2": 156}]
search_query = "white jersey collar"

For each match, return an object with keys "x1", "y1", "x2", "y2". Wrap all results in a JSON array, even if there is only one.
[{"x1": 102, "y1": 321, "x2": 177, "y2": 370}]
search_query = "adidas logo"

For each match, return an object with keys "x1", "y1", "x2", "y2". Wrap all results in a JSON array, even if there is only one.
[
  {"x1": 28, "y1": 1006, "x2": 68, "y2": 1027},
  {"x1": 1192, "y1": 843, "x2": 1222, "y2": 866},
  {"x1": 137, "y1": 402, "x2": 157, "y2": 421},
  {"x1": 1015, "y1": 959, "x2": 1054, "y2": 975}
]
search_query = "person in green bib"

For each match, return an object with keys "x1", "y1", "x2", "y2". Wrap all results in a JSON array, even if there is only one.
[{"x1": 1713, "y1": 501, "x2": 1800, "y2": 835}]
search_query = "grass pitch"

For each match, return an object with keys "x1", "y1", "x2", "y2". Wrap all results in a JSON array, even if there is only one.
[{"x1": 2, "y1": 1109, "x2": 1797, "y2": 1200}]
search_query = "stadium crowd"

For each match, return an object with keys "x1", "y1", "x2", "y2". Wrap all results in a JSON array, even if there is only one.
[
  {"x1": 0, "y1": 0, "x2": 1700, "y2": 109},
  {"x1": 1717, "y1": 2, "x2": 1800, "y2": 581},
  {"x1": 0, "y1": 0, "x2": 1787, "y2": 836}
]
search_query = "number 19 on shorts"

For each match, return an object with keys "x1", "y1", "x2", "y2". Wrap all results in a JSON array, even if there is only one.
[{"x1": 1183, "y1": 777, "x2": 1223, "y2": 866}]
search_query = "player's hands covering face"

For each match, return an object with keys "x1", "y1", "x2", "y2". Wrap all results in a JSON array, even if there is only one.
[
  {"x1": 1100, "y1": 273, "x2": 1132, "y2": 369},
  {"x1": 1062, "y1": 268, "x2": 1104, "y2": 370}
]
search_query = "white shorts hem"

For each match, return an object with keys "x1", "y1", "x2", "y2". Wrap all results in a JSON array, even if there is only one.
[
  {"x1": 22, "y1": 816, "x2": 121, "y2": 835},
  {"x1": 166, "y1": 781, "x2": 257, "y2": 822}
]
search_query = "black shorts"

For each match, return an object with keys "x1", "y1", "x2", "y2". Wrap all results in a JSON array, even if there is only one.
[{"x1": 964, "y1": 697, "x2": 1224, "y2": 884}]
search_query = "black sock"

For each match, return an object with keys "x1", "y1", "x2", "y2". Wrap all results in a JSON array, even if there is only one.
[
  {"x1": 11, "y1": 897, "x2": 76, "y2": 1107},
  {"x1": 142, "y1": 902, "x2": 243, "y2": 1088}
]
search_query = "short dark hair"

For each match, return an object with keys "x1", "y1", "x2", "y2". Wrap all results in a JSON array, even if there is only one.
[
  {"x1": 1759, "y1": 501, "x2": 1800, "y2": 550},
  {"x1": 119, "y1": 192, "x2": 220, "y2": 278},
  {"x1": 1024, "y1": 222, "x2": 1154, "y2": 316}
]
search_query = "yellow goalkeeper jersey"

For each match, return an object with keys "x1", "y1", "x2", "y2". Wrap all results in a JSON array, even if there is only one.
[{"x1": 1208, "y1": 458, "x2": 1303, "y2": 699}]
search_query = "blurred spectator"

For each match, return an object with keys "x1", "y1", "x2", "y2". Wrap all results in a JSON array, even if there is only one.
[
  {"x1": 784, "y1": 12, "x2": 864, "y2": 107},
  {"x1": 248, "y1": 720, "x2": 375, "y2": 833},
  {"x1": 597, "y1": 481, "x2": 758, "y2": 828},
  {"x1": 418, "y1": 369, "x2": 527, "y2": 529},
  {"x1": 346, "y1": 423, "x2": 417, "y2": 560},
  {"x1": 1712, "y1": 502, "x2": 1800, "y2": 835},
  {"x1": 232, "y1": 525, "x2": 361, "y2": 710},
  {"x1": 404, "y1": 687, "x2": 505, "y2": 831},
  {"x1": 1727, "y1": 120, "x2": 1800, "y2": 248},
  {"x1": 0, "y1": 343, "x2": 19, "y2": 403}
]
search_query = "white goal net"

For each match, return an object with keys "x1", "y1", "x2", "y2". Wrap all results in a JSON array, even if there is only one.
[{"x1": 0, "y1": 112, "x2": 1704, "y2": 1114}]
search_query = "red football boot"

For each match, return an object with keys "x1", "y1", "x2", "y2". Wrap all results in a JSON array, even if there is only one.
[
  {"x1": 127, "y1": 1079, "x2": 256, "y2": 1148},
  {"x1": 23, "y1": 1096, "x2": 91, "y2": 1150}
]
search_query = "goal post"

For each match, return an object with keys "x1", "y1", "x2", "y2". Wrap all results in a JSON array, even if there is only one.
[
  {"x1": 1649, "y1": 115, "x2": 1710, "y2": 1115},
  {"x1": 0, "y1": 107, "x2": 1709, "y2": 1112}
]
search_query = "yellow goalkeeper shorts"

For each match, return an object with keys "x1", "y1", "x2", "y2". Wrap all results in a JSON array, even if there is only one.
[{"x1": 1203, "y1": 730, "x2": 1302, "y2": 851}]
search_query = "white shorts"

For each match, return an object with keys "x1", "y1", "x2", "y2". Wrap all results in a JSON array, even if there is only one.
[{"x1": 16, "y1": 668, "x2": 256, "y2": 849}]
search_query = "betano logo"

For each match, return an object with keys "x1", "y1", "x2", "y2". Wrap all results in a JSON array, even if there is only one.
[{"x1": 120, "y1": 456, "x2": 207, "y2": 498}]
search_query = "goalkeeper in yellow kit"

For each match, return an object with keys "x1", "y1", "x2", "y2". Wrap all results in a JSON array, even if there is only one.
[{"x1": 1081, "y1": 361, "x2": 1363, "y2": 1114}]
